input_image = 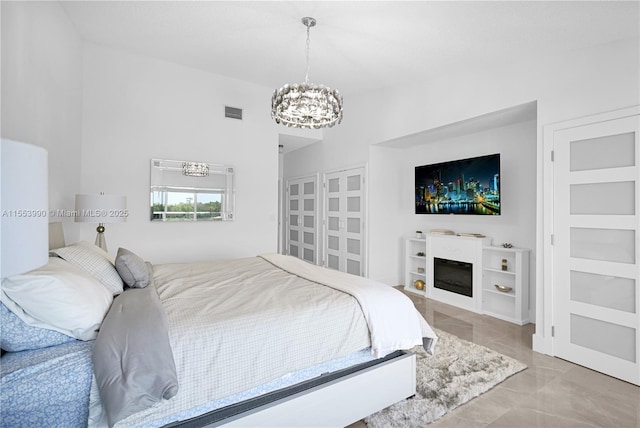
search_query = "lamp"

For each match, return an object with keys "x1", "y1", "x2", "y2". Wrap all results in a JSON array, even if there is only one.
[
  {"x1": 1, "y1": 139, "x2": 49, "y2": 278},
  {"x1": 75, "y1": 193, "x2": 126, "y2": 252},
  {"x1": 271, "y1": 17, "x2": 343, "y2": 129}
]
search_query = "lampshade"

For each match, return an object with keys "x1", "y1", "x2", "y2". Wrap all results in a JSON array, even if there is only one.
[
  {"x1": 75, "y1": 193, "x2": 127, "y2": 252},
  {"x1": 1, "y1": 139, "x2": 49, "y2": 278}
]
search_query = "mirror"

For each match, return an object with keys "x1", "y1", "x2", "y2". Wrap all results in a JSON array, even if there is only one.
[{"x1": 150, "y1": 159, "x2": 235, "y2": 221}]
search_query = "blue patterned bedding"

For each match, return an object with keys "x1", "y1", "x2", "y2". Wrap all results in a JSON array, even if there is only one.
[
  {"x1": 0, "y1": 340, "x2": 94, "y2": 428},
  {"x1": 1, "y1": 338, "x2": 375, "y2": 428}
]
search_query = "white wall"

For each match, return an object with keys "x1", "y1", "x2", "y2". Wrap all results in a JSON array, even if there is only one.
[
  {"x1": 283, "y1": 37, "x2": 640, "y2": 330},
  {"x1": 80, "y1": 43, "x2": 281, "y2": 263},
  {"x1": 367, "y1": 145, "x2": 406, "y2": 283},
  {"x1": 1, "y1": 1, "x2": 83, "y2": 244},
  {"x1": 369, "y1": 120, "x2": 537, "y2": 308},
  {"x1": 371, "y1": 120, "x2": 536, "y2": 279}
]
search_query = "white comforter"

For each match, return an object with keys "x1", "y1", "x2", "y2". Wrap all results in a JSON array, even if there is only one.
[
  {"x1": 109, "y1": 254, "x2": 437, "y2": 427},
  {"x1": 260, "y1": 253, "x2": 438, "y2": 357}
]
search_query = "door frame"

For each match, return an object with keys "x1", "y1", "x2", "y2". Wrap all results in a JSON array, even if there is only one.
[{"x1": 538, "y1": 105, "x2": 640, "y2": 356}]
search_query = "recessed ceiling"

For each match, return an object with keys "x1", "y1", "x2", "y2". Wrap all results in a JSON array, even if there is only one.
[
  {"x1": 60, "y1": 1, "x2": 639, "y2": 97},
  {"x1": 379, "y1": 101, "x2": 537, "y2": 148}
]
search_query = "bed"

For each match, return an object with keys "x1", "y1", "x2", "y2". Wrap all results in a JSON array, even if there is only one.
[{"x1": 1, "y1": 226, "x2": 438, "y2": 428}]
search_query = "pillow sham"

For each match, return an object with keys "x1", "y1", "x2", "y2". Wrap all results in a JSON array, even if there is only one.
[
  {"x1": 0, "y1": 301, "x2": 75, "y2": 352},
  {"x1": 1, "y1": 257, "x2": 113, "y2": 341},
  {"x1": 114, "y1": 248, "x2": 153, "y2": 289},
  {"x1": 51, "y1": 241, "x2": 123, "y2": 295}
]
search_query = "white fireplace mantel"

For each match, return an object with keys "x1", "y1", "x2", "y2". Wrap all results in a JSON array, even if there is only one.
[{"x1": 404, "y1": 233, "x2": 530, "y2": 324}]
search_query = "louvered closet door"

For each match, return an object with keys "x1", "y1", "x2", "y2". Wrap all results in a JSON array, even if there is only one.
[
  {"x1": 553, "y1": 112, "x2": 639, "y2": 385},
  {"x1": 286, "y1": 176, "x2": 318, "y2": 264},
  {"x1": 324, "y1": 167, "x2": 366, "y2": 276}
]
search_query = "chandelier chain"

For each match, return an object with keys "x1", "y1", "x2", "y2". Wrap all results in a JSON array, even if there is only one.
[{"x1": 305, "y1": 23, "x2": 311, "y2": 84}]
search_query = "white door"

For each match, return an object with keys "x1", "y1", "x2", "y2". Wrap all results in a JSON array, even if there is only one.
[
  {"x1": 324, "y1": 167, "x2": 366, "y2": 276},
  {"x1": 286, "y1": 176, "x2": 318, "y2": 264},
  {"x1": 552, "y1": 110, "x2": 639, "y2": 385}
]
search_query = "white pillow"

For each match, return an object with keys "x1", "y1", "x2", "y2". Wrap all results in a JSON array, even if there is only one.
[
  {"x1": 51, "y1": 241, "x2": 123, "y2": 295},
  {"x1": 0, "y1": 257, "x2": 113, "y2": 341}
]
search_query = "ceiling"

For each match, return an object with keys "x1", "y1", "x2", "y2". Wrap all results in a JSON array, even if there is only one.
[
  {"x1": 60, "y1": 1, "x2": 639, "y2": 97},
  {"x1": 59, "y1": 1, "x2": 638, "y2": 152},
  {"x1": 379, "y1": 101, "x2": 537, "y2": 149}
]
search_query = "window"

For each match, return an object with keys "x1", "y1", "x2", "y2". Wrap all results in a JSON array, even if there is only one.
[{"x1": 150, "y1": 159, "x2": 235, "y2": 221}]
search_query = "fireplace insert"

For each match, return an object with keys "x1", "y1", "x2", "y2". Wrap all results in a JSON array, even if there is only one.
[{"x1": 433, "y1": 257, "x2": 472, "y2": 297}]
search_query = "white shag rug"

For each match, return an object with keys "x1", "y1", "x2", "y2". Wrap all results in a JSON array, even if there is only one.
[{"x1": 364, "y1": 329, "x2": 527, "y2": 428}]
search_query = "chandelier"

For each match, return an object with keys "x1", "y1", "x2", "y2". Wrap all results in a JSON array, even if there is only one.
[
  {"x1": 182, "y1": 162, "x2": 209, "y2": 177},
  {"x1": 271, "y1": 17, "x2": 343, "y2": 129}
]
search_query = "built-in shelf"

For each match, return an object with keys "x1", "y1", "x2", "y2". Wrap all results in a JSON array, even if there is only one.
[
  {"x1": 483, "y1": 267, "x2": 516, "y2": 275},
  {"x1": 484, "y1": 288, "x2": 515, "y2": 298},
  {"x1": 404, "y1": 238, "x2": 427, "y2": 295},
  {"x1": 482, "y1": 246, "x2": 530, "y2": 325},
  {"x1": 403, "y1": 235, "x2": 530, "y2": 325}
]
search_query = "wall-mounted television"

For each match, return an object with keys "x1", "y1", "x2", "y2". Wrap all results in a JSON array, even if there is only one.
[{"x1": 415, "y1": 153, "x2": 500, "y2": 215}]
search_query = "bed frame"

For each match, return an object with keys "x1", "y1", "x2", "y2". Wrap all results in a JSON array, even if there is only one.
[
  {"x1": 218, "y1": 352, "x2": 415, "y2": 427},
  {"x1": 47, "y1": 223, "x2": 417, "y2": 427},
  {"x1": 182, "y1": 352, "x2": 416, "y2": 428}
]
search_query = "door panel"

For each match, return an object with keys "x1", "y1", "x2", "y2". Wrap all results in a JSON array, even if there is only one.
[
  {"x1": 324, "y1": 168, "x2": 366, "y2": 276},
  {"x1": 286, "y1": 175, "x2": 318, "y2": 264},
  {"x1": 553, "y1": 114, "x2": 639, "y2": 385}
]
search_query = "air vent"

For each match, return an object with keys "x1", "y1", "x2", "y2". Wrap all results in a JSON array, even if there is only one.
[{"x1": 225, "y1": 106, "x2": 243, "y2": 120}]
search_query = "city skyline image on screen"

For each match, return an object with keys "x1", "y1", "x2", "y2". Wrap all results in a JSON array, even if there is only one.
[{"x1": 415, "y1": 153, "x2": 500, "y2": 215}]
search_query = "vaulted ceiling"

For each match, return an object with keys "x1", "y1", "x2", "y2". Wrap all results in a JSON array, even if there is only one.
[{"x1": 61, "y1": 1, "x2": 639, "y2": 97}]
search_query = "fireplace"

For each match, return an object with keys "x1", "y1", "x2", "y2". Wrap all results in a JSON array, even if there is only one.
[
  {"x1": 427, "y1": 234, "x2": 488, "y2": 313},
  {"x1": 433, "y1": 257, "x2": 473, "y2": 297}
]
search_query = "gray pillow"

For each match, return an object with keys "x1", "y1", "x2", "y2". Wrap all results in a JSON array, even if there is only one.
[
  {"x1": 115, "y1": 248, "x2": 152, "y2": 288},
  {"x1": 93, "y1": 286, "x2": 178, "y2": 426}
]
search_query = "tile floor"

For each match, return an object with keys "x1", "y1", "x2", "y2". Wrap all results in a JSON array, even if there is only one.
[{"x1": 349, "y1": 290, "x2": 640, "y2": 428}]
